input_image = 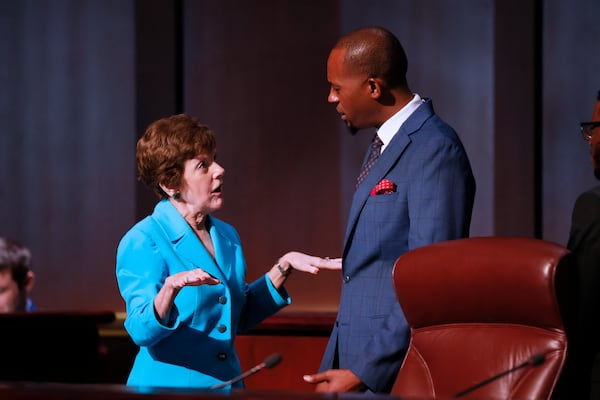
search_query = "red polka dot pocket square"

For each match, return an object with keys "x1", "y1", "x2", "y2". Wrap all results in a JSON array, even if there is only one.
[{"x1": 370, "y1": 179, "x2": 397, "y2": 196}]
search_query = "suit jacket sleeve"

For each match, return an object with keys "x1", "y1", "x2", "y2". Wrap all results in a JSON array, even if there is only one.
[
  {"x1": 406, "y1": 135, "x2": 475, "y2": 248},
  {"x1": 117, "y1": 225, "x2": 182, "y2": 347}
]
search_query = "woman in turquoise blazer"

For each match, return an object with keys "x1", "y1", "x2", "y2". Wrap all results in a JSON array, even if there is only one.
[{"x1": 116, "y1": 114, "x2": 340, "y2": 389}]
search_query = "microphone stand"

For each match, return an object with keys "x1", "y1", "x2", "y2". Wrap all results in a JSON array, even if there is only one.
[
  {"x1": 209, "y1": 353, "x2": 282, "y2": 390},
  {"x1": 454, "y1": 354, "x2": 546, "y2": 398}
]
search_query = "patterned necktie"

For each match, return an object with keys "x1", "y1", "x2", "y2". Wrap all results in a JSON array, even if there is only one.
[{"x1": 356, "y1": 133, "x2": 383, "y2": 189}]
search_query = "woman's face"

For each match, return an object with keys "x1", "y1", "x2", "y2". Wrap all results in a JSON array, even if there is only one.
[{"x1": 178, "y1": 152, "x2": 225, "y2": 215}]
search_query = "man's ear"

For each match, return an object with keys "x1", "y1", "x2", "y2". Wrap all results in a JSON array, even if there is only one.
[
  {"x1": 367, "y1": 78, "x2": 382, "y2": 99},
  {"x1": 24, "y1": 271, "x2": 35, "y2": 293}
]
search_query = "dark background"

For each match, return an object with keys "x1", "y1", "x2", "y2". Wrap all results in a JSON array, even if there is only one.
[{"x1": 1, "y1": 0, "x2": 599, "y2": 313}]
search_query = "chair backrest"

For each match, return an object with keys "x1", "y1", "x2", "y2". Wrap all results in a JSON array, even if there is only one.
[{"x1": 391, "y1": 237, "x2": 576, "y2": 399}]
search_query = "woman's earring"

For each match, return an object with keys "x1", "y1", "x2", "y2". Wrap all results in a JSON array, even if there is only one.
[{"x1": 173, "y1": 192, "x2": 181, "y2": 200}]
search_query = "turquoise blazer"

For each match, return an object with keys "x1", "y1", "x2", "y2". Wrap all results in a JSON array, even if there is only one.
[{"x1": 116, "y1": 199, "x2": 289, "y2": 388}]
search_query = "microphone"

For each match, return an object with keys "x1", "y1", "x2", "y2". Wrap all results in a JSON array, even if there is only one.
[
  {"x1": 454, "y1": 353, "x2": 546, "y2": 398},
  {"x1": 209, "y1": 353, "x2": 282, "y2": 390}
]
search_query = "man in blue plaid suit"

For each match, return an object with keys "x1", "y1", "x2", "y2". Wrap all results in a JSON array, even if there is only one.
[{"x1": 303, "y1": 26, "x2": 475, "y2": 394}]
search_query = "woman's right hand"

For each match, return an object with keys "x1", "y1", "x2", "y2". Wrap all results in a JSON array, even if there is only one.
[
  {"x1": 167, "y1": 268, "x2": 220, "y2": 290},
  {"x1": 154, "y1": 268, "x2": 220, "y2": 325}
]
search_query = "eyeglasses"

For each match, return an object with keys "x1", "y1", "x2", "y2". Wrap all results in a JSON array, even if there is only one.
[{"x1": 580, "y1": 121, "x2": 600, "y2": 142}]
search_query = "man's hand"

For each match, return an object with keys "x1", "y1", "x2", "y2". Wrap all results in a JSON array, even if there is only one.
[{"x1": 303, "y1": 369, "x2": 366, "y2": 393}]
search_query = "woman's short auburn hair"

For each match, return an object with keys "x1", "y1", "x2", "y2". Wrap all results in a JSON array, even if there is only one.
[{"x1": 136, "y1": 114, "x2": 216, "y2": 198}]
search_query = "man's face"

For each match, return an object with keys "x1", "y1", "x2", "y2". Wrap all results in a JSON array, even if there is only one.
[
  {"x1": 0, "y1": 269, "x2": 26, "y2": 312},
  {"x1": 326, "y1": 48, "x2": 374, "y2": 135}
]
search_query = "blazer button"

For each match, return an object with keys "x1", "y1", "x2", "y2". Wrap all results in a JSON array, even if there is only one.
[
  {"x1": 218, "y1": 296, "x2": 227, "y2": 305},
  {"x1": 217, "y1": 353, "x2": 227, "y2": 361},
  {"x1": 343, "y1": 275, "x2": 351, "y2": 283},
  {"x1": 217, "y1": 324, "x2": 227, "y2": 333}
]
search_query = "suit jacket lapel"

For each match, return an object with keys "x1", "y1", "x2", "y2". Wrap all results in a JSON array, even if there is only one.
[
  {"x1": 342, "y1": 100, "x2": 434, "y2": 256},
  {"x1": 207, "y1": 218, "x2": 235, "y2": 280},
  {"x1": 152, "y1": 200, "x2": 228, "y2": 281}
]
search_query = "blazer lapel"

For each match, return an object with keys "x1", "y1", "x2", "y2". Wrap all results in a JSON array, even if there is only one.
[
  {"x1": 207, "y1": 217, "x2": 235, "y2": 280},
  {"x1": 152, "y1": 200, "x2": 228, "y2": 281},
  {"x1": 174, "y1": 229, "x2": 227, "y2": 281},
  {"x1": 342, "y1": 100, "x2": 434, "y2": 256}
]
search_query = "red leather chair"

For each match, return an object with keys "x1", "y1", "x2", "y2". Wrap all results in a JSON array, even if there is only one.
[{"x1": 391, "y1": 237, "x2": 577, "y2": 399}]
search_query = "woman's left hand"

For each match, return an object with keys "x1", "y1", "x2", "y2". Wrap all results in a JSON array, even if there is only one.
[{"x1": 280, "y1": 252, "x2": 342, "y2": 275}]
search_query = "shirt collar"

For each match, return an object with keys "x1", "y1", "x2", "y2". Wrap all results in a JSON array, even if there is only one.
[{"x1": 377, "y1": 93, "x2": 422, "y2": 153}]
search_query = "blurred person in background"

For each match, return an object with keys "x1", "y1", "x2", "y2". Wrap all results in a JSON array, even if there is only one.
[
  {"x1": 0, "y1": 236, "x2": 36, "y2": 313},
  {"x1": 564, "y1": 90, "x2": 600, "y2": 400}
]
